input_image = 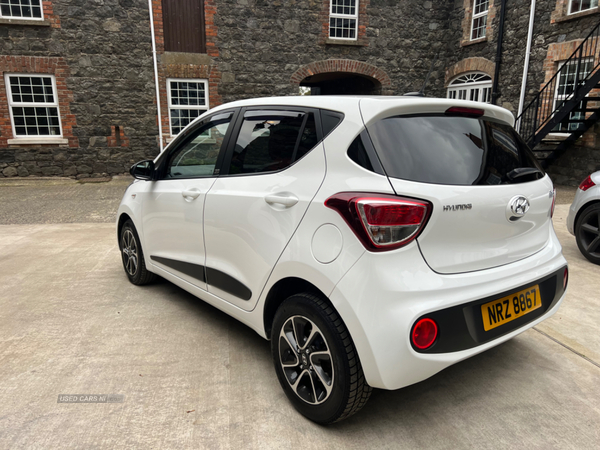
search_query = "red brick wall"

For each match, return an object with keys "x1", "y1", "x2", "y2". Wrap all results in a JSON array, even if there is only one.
[
  {"x1": 42, "y1": 1, "x2": 61, "y2": 28},
  {"x1": 0, "y1": 56, "x2": 78, "y2": 148}
]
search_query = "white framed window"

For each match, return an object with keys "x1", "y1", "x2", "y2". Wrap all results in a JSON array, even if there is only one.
[
  {"x1": 447, "y1": 73, "x2": 493, "y2": 103},
  {"x1": 167, "y1": 78, "x2": 209, "y2": 136},
  {"x1": 5, "y1": 74, "x2": 62, "y2": 138},
  {"x1": 0, "y1": 0, "x2": 44, "y2": 20},
  {"x1": 470, "y1": 0, "x2": 489, "y2": 40},
  {"x1": 329, "y1": 0, "x2": 358, "y2": 40},
  {"x1": 553, "y1": 58, "x2": 594, "y2": 132},
  {"x1": 569, "y1": 0, "x2": 598, "y2": 14}
]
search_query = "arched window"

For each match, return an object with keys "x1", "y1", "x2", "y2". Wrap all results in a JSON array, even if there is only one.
[{"x1": 447, "y1": 73, "x2": 492, "y2": 103}]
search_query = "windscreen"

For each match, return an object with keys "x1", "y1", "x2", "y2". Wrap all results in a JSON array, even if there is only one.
[{"x1": 367, "y1": 115, "x2": 544, "y2": 185}]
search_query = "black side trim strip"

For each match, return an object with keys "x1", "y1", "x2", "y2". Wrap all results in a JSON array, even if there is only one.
[
  {"x1": 150, "y1": 256, "x2": 206, "y2": 283},
  {"x1": 150, "y1": 255, "x2": 252, "y2": 301},
  {"x1": 206, "y1": 268, "x2": 252, "y2": 301}
]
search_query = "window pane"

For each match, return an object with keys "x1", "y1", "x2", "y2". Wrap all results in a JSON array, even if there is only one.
[
  {"x1": 9, "y1": 75, "x2": 55, "y2": 104},
  {"x1": 228, "y1": 111, "x2": 305, "y2": 174},
  {"x1": 0, "y1": 0, "x2": 43, "y2": 18},
  {"x1": 166, "y1": 113, "x2": 232, "y2": 179},
  {"x1": 11, "y1": 105, "x2": 60, "y2": 136},
  {"x1": 471, "y1": 15, "x2": 487, "y2": 40}
]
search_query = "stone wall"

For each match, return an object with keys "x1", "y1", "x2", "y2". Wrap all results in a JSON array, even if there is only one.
[
  {"x1": 445, "y1": 0, "x2": 600, "y2": 185},
  {"x1": 215, "y1": 0, "x2": 451, "y2": 102},
  {"x1": 0, "y1": 0, "x2": 159, "y2": 178},
  {"x1": 1, "y1": 0, "x2": 599, "y2": 182}
]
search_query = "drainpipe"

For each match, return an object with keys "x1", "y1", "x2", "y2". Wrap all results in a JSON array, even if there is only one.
[
  {"x1": 516, "y1": 0, "x2": 536, "y2": 132},
  {"x1": 147, "y1": 0, "x2": 164, "y2": 152},
  {"x1": 491, "y1": 0, "x2": 508, "y2": 105}
]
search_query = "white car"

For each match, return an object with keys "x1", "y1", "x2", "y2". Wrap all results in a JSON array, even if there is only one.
[
  {"x1": 117, "y1": 96, "x2": 568, "y2": 424},
  {"x1": 567, "y1": 171, "x2": 600, "y2": 264}
]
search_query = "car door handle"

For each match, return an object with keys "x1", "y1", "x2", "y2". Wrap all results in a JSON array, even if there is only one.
[
  {"x1": 182, "y1": 190, "x2": 201, "y2": 200},
  {"x1": 265, "y1": 193, "x2": 299, "y2": 207}
]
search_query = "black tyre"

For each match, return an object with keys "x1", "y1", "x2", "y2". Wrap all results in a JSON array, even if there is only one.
[
  {"x1": 119, "y1": 220, "x2": 157, "y2": 285},
  {"x1": 575, "y1": 203, "x2": 600, "y2": 265},
  {"x1": 271, "y1": 293, "x2": 372, "y2": 424}
]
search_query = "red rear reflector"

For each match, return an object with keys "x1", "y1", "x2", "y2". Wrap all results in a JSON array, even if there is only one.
[
  {"x1": 563, "y1": 267, "x2": 569, "y2": 290},
  {"x1": 412, "y1": 318, "x2": 438, "y2": 350},
  {"x1": 579, "y1": 175, "x2": 595, "y2": 192},
  {"x1": 445, "y1": 107, "x2": 485, "y2": 118},
  {"x1": 325, "y1": 193, "x2": 432, "y2": 252}
]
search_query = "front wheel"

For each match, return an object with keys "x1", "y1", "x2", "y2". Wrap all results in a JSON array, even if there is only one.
[
  {"x1": 575, "y1": 203, "x2": 600, "y2": 265},
  {"x1": 271, "y1": 293, "x2": 372, "y2": 424},
  {"x1": 119, "y1": 219, "x2": 156, "y2": 285}
]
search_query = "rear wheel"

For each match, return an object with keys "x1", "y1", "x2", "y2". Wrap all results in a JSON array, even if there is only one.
[
  {"x1": 120, "y1": 220, "x2": 156, "y2": 285},
  {"x1": 271, "y1": 293, "x2": 372, "y2": 424},
  {"x1": 575, "y1": 203, "x2": 600, "y2": 265}
]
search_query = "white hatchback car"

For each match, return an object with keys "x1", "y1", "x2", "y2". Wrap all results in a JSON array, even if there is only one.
[
  {"x1": 567, "y1": 171, "x2": 600, "y2": 264},
  {"x1": 117, "y1": 96, "x2": 568, "y2": 423}
]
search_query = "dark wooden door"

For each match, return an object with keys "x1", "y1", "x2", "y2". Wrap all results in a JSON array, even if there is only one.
[{"x1": 163, "y1": 0, "x2": 206, "y2": 54}]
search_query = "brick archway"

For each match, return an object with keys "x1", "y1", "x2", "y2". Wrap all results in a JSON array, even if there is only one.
[
  {"x1": 445, "y1": 57, "x2": 495, "y2": 86},
  {"x1": 290, "y1": 59, "x2": 392, "y2": 95}
]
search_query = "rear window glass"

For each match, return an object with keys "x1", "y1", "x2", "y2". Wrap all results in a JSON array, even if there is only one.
[
  {"x1": 367, "y1": 116, "x2": 544, "y2": 185},
  {"x1": 228, "y1": 110, "x2": 317, "y2": 175}
]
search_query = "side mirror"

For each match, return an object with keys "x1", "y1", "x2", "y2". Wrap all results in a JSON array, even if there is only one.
[{"x1": 130, "y1": 160, "x2": 155, "y2": 180}]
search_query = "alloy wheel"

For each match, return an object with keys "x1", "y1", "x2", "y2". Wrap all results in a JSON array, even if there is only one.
[
  {"x1": 578, "y1": 210, "x2": 600, "y2": 259},
  {"x1": 121, "y1": 229, "x2": 139, "y2": 276},
  {"x1": 278, "y1": 315, "x2": 334, "y2": 405}
]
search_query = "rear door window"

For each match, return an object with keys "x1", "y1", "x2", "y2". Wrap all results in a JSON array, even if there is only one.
[
  {"x1": 366, "y1": 115, "x2": 544, "y2": 185},
  {"x1": 226, "y1": 110, "x2": 318, "y2": 175}
]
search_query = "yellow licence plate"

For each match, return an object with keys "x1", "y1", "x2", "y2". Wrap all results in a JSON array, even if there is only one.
[{"x1": 481, "y1": 285, "x2": 542, "y2": 331}]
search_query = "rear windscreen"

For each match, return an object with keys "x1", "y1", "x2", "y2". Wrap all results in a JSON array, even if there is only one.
[{"x1": 367, "y1": 115, "x2": 544, "y2": 185}]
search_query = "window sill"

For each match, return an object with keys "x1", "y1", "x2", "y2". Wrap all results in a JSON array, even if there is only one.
[
  {"x1": 461, "y1": 37, "x2": 488, "y2": 47},
  {"x1": 0, "y1": 18, "x2": 50, "y2": 27},
  {"x1": 8, "y1": 137, "x2": 69, "y2": 146},
  {"x1": 324, "y1": 38, "x2": 366, "y2": 47},
  {"x1": 553, "y1": 7, "x2": 599, "y2": 23}
]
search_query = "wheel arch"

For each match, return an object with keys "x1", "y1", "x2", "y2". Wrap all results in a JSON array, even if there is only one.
[
  {"x1": 263, "y1": 277, "x2": 329, "y2": 338},
  {"x1": 117, "y1": 212, "x2": 133, "y2": 247},
  {"x1": 575, "y1": 199, "x2": 600, "y2": 230}
]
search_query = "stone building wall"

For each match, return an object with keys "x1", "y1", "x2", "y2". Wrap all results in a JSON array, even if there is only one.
[
  {"x1": 215, "y1": 0, "x2": 451, "y2": 102},
  {"x1": 0, "y1": 0, "x2": 159, "y2": 178},
  {"x1": 445, "y1": 0, "x2": 600, "y2": 185},
  {"x1": 1, "y1": 0, "x2": 599, "y2": 182}
]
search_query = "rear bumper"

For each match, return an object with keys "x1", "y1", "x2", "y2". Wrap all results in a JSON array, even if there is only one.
[{"x1": 330, "y1": 229, "x2": 567, "y2": 390}]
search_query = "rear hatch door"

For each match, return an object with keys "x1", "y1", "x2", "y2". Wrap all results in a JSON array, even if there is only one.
[{"x1": 362, "y1": 101, "x2": 554, "y2": 274}]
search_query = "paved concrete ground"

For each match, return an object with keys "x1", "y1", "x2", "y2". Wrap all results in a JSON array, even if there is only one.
[
  {"x1": 0, "y1": 176, "x2": 131, "y2": 224},
  {"x1": 0, "y1": 179, "x2": 598, "y2": 449}
]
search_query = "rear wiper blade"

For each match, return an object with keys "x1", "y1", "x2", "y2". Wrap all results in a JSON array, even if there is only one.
[{"x1": 506, "y1": 167, "x2": 543, "y2": 181}]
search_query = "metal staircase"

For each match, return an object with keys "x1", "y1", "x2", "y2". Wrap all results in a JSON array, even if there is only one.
[{"x1": 516, "y1": 20, "x2": 600, "y2": 167}]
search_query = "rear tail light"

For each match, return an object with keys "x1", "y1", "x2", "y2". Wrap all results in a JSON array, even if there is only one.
[
  {"x1": 551, "y1": 188, "x2": 556, "y2": 218},
  {"x1": 445, "y1": 106, "x2": 484, "y2": 118},
  {"x1": 563, "y1": 266, "x2": 569, "y2": 291},
  {"x1": 325, "y1": 193, "x2": 432, "y2": 251},
  {"x1": 579, "y1": 175, "x2": 596, "y2": 192},
  {"x1": 411, "y1": 318, "x2": 438, "y2": 350}
]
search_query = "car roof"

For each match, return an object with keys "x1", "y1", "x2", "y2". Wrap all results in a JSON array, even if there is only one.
[{"x1": 207, "y1": 96, "x2": 515, "y2": 126}]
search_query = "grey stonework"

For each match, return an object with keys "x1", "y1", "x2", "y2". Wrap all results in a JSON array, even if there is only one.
[
  {"x1": 1, "y1": 0, "x2": 599, "y2": 184},
  {"x1": 1, "y1": 0, "x2": 159, "y2": 179},
  {"x1": 215, "y1": 0, "x2": 451, "y2": 101}
]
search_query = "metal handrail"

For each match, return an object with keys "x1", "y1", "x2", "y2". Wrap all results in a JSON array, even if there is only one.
[{"x1": 516, "y1": 19, "x2": 600, "y2": 146}]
